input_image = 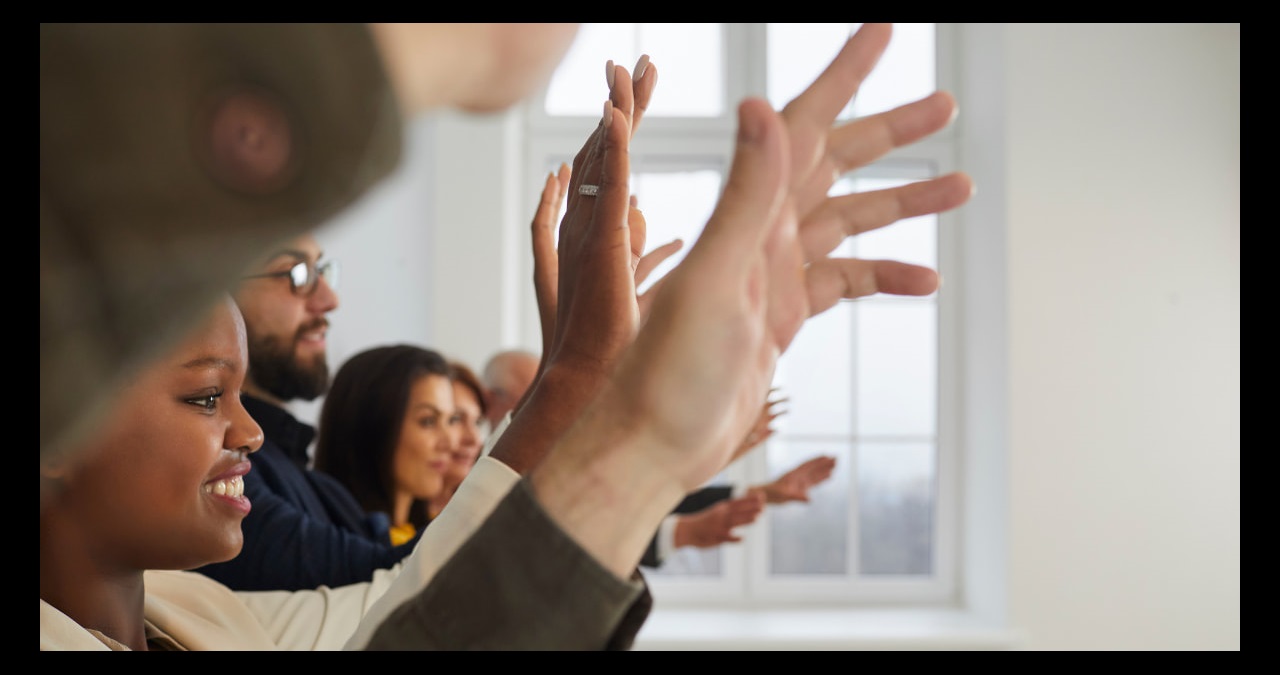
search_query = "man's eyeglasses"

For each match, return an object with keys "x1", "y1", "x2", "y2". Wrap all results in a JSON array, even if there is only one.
[{"x1": 242, "y1": 259, "x2": 340, "y2": 296}]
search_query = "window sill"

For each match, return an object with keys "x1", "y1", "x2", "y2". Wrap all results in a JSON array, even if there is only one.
[{"x1": 632, "y1": 607, "x2": 1026, "y2": 651}]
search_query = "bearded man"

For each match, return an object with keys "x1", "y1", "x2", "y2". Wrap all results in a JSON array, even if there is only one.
[{"x1": 195, "y1": 234, "x2": 422, "y2": 591}]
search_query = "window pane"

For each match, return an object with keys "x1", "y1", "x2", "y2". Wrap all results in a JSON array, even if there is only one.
[
  {"x1": 855, "y1": 302, "x2": 936, "y2": 437},
  {"x1": 768, "y1": 23, "x2": 935, "y2": 119},
  {"x1": 857, "y1": 440, "x2": 935, "y2": 575},
  {"x1": 853, "y1": 23, "x2": 936, "y2": 118},
  {"x1": 632, "y1": 170, "x2": 722, "y2": 294},
  {"x1": 767, "y1": 23, "x2": 858, "y2": 116},
  {"x1": 767, "y1": 439, "x2": 850, "y2": 575},
  {"x1": 545, "y1": 23, "x2": 723, "y2": 117},
  {"x1": 774, "y1": 303, "x2": 853, "y2": 437}
]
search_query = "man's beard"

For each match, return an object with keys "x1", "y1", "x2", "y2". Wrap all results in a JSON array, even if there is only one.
[{"x1": 246, "y1": 323, "x2": 330, "y2": 402}]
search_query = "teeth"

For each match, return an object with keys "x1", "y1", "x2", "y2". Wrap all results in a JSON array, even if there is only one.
[{"x1": 203, "y1": 475, "x2": 244, "y2": 499}]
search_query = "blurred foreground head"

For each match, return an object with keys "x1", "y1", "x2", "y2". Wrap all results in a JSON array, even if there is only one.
[{"x1": 40, "y1": 23, "x2": 578, "y2": 469}]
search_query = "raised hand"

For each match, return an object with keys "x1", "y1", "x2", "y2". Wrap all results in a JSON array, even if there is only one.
[
  {"x1": 625, "y1": 23, "x2": 970, "y2": 491},
  {"x1": 749, "y1": 455, "x2": 837, "y2": 505},
  {"x1": 491, "y1": 55, "x2": 658, "y2": 475},
  {"x1": 546, "y1": 54, "x2": 656, "y2": 375},
  {"x1": 671, "y1": 492, "x2": 766, "y2": 549},
  {"x1": 531, "y1": 24, "x2": 973, "y2": 577},
  {"x1": 780, "y1": 25, "x2": 972, "y2": 315},
  {"x1": 530, "y1": 166, "x2": 683, "y2": 359}
]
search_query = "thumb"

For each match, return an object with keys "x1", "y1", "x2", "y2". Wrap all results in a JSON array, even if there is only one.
[
  {"x1": 683, "y1": 98, "x2": 789, "y2": 271},
  {"x1": 628, "y1": 195, "x2": 647, "y2": 272}
]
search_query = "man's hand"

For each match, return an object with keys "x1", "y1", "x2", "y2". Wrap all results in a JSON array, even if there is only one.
[
  {"x1": 749, "y1": 456, "x2": 837, "y2": 505},
  {"x1": 606, "y1": 22, "x2": 971, "y2": 494},
  {"x1": 672, "y1": 492, "x2": 765, "y2": 549},
  {"x1": 729, "y1": 389, "x2": 788, "y2": 465}
]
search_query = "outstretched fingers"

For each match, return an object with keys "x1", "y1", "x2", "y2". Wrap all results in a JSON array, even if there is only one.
[
  {"x1": 634, "y1": 238, "x2": 683, "y2": 288},
  {"x1": 800, "y1": 455, "x2": 837, "y2": 484},
  {"x1": 799, "y1": 171, "x2": 973, "y2": 261},
  {"x1": 827, "y1": 90, "x2": 958, "y2": 175},
  {"x1": 728, "y1": 495, "x2": 765, "y2": 526},
  {"x1": 778, "y1": 23, "x2": 892, "y2": 229},
  {"x1": 805, "y1": 258, "x2": 940, "y2": 317},
  {"x1": 782, "y1": 23, "x2": 892, "y2": 133}
]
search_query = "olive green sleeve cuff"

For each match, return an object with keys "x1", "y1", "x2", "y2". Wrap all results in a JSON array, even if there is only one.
[{"x1": 364, "y1": 477, "x2": 653, "y2": 650}]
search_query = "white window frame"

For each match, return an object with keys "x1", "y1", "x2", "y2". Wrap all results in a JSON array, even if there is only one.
[{"x1": 517, "y1": 23, "x2": 976, "y2": 612}]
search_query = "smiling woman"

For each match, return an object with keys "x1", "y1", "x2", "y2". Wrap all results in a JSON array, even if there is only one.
[
  {"x1": 39, "y1": 297, "x2": 266, "y2": 649},
  {"x1": 38, "y1": 300, "x2": 478, "y2": 650}
]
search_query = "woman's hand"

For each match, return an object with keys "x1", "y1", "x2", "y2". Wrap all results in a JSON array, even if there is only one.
[{"x1": 491, "y1": 56, "x2": 660, "y2": 474}]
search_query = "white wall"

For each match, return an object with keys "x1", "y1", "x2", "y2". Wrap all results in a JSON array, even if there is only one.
[
  {"x1": 292, "y1": 106, "x2": 529, "y2": 426},
  {"x1": 1003, "y1": 23, "x2": 1239, "y2": 650},
  {"x1": 297, "y1": 23, "x2": 1240, "y2": 650}
]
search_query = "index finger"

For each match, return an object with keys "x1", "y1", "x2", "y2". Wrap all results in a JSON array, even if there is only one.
[
  {"x1": 630, "y1": 54, "x2": 656, "y2": 136},
  {"x1": 782, "y1": 23, "x2": 891, "y2": 126},
  {"x1": 606, "y1": 59, "x2": 636, "y2": 136}
]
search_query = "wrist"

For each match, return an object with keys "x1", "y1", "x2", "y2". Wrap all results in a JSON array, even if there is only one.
[
  {"x1": 671, "y1": 515, "x2": 691, "y2": 549},
  {"x1": 529, "y1": 379, "x2": 688, "y2": 578},
  {"x1": 747, "y1": 484, "x2": 773, "y2": 504},
  {"x1": 487, "y1": 362, "x2": 607, "y2": 475}
]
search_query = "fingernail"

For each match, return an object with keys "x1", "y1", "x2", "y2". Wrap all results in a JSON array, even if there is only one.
[
  {"x1": 629, "y1": 195, "x2": 638, "y2": 208},
  {"x1": 606, "y1": 59, "x2": 615, "y2": 89},
  {"x1": 633, "y1": 54, "x2": 649, "y2": 82},
  {"x1": 936, "y1": 274, "x2": 945, "y2": 291},
  {"x1": 602, "y1": 99, "x2": 613, "y2": 128}
]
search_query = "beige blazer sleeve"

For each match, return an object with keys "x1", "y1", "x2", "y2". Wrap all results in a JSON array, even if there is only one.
[{"x1": 41, "y1": 458, "x2": 519, "y2": 650}]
